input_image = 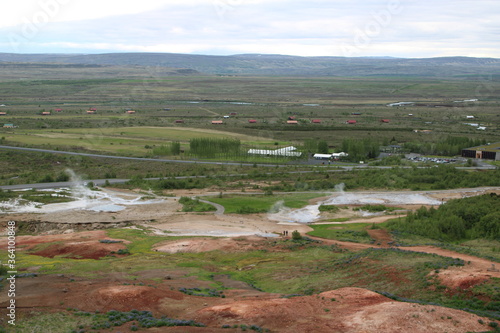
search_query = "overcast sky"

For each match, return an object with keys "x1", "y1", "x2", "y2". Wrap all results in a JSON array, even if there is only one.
[{"x1": 1, "y1": 0, "x2": 499, "y2": 58}]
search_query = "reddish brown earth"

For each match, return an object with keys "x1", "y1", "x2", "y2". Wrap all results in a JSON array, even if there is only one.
[
  {"x1": 1, "y1": 187, "x2": 500, "y2": 331},
  {"x1": 0, "y1": 230, "x2": 129, "y2": 259},
  {"x1": 1, "y1": 229, "x2": 499, "y2": 332}
]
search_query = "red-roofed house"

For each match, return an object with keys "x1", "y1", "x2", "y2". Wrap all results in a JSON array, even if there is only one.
[
  {"x1": 380, "y1": 119, "x2": 390, "y2": 123},
  {"x1": 248, "y1": 119, "x2": 257, "y2": 123},
  {"x1": 347, "y1": 120, "x2": 357, "y2": 124},
  {"x1": 54, "y1": 108, "x2": 62, "y2": 112},
  {"x1": 175, "y1": 120, "x2": 185, "y2": 123},
  {"x1": 126, "y1": 110, "x2": 136, "y2": 114},
  {"x1": 311, "y1": 119, "x2": 321, "y2": 124}
]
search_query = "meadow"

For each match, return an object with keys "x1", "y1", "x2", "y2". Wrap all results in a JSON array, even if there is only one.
[{"x1": 0, "y1": 66, "x2": 498, "y2": 161}]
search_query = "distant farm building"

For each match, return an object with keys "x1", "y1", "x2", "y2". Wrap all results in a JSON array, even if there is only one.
[
  {"x1": 0, "y1": 112, "x2": 6, "y2": 116},
  {"x1": 466, "y1": 115, "x2": 475, "y2": 119},
  {"x1": 54, "y1": 108, "x2": 62, "y2": 112},
  {"x1": 288, "y1": 116, "x2": 296, "y2": 120},
  {"x1": 89, "y1": 107, "x2": 97, "y2": 111},
  {"x1": 223, "y1": 115, "x2": 230, "y2": 119},
  {"x1": 126, "y1": 110, "x2": 136, "y2": 114},
  {"x1": 462, "y1": 142, "x2": 500, "y2": 160},
  {"x1": 248, "y1": 146, "x2": 302, "y2": 157},
  {"x1": 41, "y1": 111, "x2": 51, "y2": 115},
  {"x1": 175, "y1": 120, "x2": 185, "y2": 124},
  {"x1": 351, "y1": 112, "x2": 362, "y2": 116},
  {"x1": 211, "y1": 120, "x2": 223, "y2": 125},
  {"x1": 3, "y1": 124, "x2": 15, "y2": 128},
  {"x1": 248, "y1": 119, "x2": 257, "y2": 123},
  {"x1": 287, "y1": 120, "x2": 298, "y2": 124},
  {"x1": 87, "y1": 110, "x2": 96, "y2": 114},
  {"x1": 380, "y1": 119, "x2": 390, "y2": 123},
  {"x1": 311, "y1": 119, "x2": 321, "y2": 124},
  {"x1": 230, "y1": 112, "x2": 237, "y2": 116},
  {"x1": 347, "y1": 120, "x2": 357, "y2": 124}
]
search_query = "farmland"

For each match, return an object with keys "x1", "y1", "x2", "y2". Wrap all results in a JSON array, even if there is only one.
[{"x1": 0, "y1": 59, "x2": 499, "y2": 332}]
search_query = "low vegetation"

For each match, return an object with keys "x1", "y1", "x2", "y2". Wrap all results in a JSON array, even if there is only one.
[{"x1": 388, "y1": 194, "x2": 500, "y2": 242}]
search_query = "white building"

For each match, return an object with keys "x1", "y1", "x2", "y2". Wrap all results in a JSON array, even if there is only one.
[{"x1": 248, "y1": 146, "x2": 302, "y2": 157}]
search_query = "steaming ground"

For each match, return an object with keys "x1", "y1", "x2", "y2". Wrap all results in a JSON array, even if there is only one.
[{"x1": 1, "y1": 180, "x2": 498, "y2": 237}]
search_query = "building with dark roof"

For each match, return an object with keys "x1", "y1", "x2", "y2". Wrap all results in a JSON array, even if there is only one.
[{"x1": 462, "y1": 142, "x2": 500, "y2": 160}]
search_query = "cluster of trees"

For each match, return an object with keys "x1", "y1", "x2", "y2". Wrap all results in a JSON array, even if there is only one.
[
  {"x1": 189, "y1": 138, "x2": 241, "y2": 158},
  {"x1": 151, "y1": 142, "x2": 181, "y2": 156},
  {"x1": 403, "y1": 136, "x2": 488, "y2": 156},
  {"x1": 341, "y1": 138, "x2": 379, "y2": 162},
  {"x1": 388, "y1": 194, "x2": 500, "y2": 241},
  {"x1": 303, "y1": 139, "x2": 329, "y2": 154}
]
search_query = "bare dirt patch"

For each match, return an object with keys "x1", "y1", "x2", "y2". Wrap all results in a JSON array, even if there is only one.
[
  {"x1": 0, "y1": 230, "x2": 129, "y2": 259},
  {"x1": 196, "y1": 287, "x2": 492, "y2": 333},
  {"x1": 154, "y1": 236, "x2": 270, "y2": 253}
]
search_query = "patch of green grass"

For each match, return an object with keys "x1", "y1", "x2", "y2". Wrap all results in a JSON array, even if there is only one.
[
  {"x1": 179, "y1": 197, "x2": 216, "y2": 212},
  {"x1": 8, "y1": 311, "x2": 95, "y2": 333},
  {"x1": 307, "y1": 223, "x2": 374, "y2": 243}
]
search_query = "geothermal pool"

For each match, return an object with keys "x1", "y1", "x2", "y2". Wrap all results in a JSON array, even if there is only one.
[{"x1": 268, "y1": 190, "x2": 443, "y2": 224}]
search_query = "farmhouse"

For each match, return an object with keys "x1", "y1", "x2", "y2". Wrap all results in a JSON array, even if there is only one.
[
  {"x1": 248, "y1": 146, "x2": 302, "y2": 157},
  {"x1": 54, "y1": 108, "x2": 62, "y2": 112},
  {"x1": 462, "y1": 142, "x2": 500, "y2": 160},
  {"x1": 380, "y1": 119, "x2": 390, "y2": 123},
  {"x1": 230, "y1": 112, "x2": 237, "y2": 116},
  {"x1": 175, "y1": 120, "x2": 185, "y2": 124},
  {"x1": 466, "y1": 115, "x2": 475, "y2": 119},
  {"x1": 0, "y1": 112, "x2": 6, "y2": 116},
  {"x1": 41, "y1": 111, "x2": 51, "y2": 115},
  {"x1": 248, "y1": 119, "x2": 257, "y2": 123},
  {"x1": 311, "y1": 119, "x2": 321, "y2": 124},
  {"x1": 3, "y1": 124, "x2": 15, "y2": 128},
  {"x1": 347, "y1": 120, "x2": 357, "y2": 124},
  {"x1": 287, "y1": 120, "x2": 298, "y2": 124},
  {"x1": 288, "y1": 116, "x2": 296, "y2": 120},
  {"x1": 211, "y1": 120, "x2": 223, "y2": 125},
  {"x1": 126, "y1": 110, "x2": 136, "y2": 114},
  {"x1": 87, "y1": 110, "x2": 96, "y2": 114}
]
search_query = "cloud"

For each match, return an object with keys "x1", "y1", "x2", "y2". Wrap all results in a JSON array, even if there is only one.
[{"x1": 1, "y1": 0, "x2": 499, "y2": 57}]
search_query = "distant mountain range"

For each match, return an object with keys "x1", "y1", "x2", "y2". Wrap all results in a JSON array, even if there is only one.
[{"x1": 1, "y1": 52, "x2": 500, "y2": 77}]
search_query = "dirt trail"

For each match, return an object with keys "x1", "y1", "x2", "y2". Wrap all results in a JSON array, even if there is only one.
[{"x1": 308, "y1": 235, "x2": 500, "y2": 291}]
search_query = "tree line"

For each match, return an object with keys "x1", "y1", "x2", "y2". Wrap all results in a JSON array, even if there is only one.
[{"x1": 388, "y1": 194, "x2": 500, "y2": 241}]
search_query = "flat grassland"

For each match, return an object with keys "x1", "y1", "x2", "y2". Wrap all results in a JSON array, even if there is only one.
[{"x1": 0, "y1": 66, "x2": 498, "y2": 156}]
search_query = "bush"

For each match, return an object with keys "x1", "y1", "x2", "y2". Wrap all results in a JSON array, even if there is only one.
[{"x1": 292, "y1": 230, "x2": 302, "y2": 241}]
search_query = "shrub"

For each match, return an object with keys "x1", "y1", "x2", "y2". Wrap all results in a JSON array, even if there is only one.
[{"x1": 292, "y1": 230, "x2": 302, "y2": 241}]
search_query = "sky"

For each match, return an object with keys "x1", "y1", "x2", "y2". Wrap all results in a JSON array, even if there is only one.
[{"x1": 0, "y1": 0, "x2": 499, "y2": 58}]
